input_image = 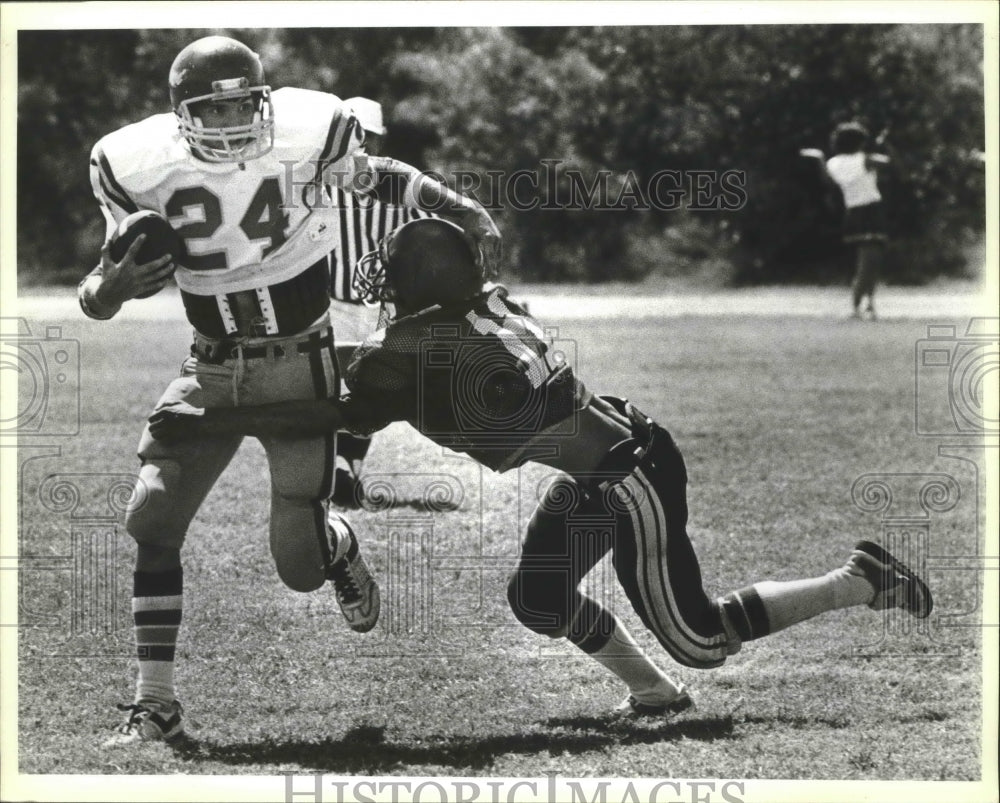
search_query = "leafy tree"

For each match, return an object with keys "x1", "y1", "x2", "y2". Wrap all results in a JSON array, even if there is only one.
[{"x1": 16, "y1": 25, "x2": 985, "y2": 286}]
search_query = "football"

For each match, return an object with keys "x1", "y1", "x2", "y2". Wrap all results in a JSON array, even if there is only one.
[{"x1": 107, "y1": 210, "x2": 186, "y2": 298}]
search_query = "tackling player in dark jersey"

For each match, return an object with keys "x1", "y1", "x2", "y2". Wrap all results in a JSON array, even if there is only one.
[{"x1": 150, "y1": 218, "x2": 933, "y2": 718}]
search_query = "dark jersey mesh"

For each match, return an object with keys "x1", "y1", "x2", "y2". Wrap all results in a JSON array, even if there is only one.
[{"x1": 342, "y1": 287, "x2": 588, "y2": 471}]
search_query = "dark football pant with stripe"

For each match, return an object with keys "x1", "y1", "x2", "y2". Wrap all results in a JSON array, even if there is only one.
[
  {"x1": 599, "y1": 421, "x2": 731, "y2": 668},
  {"x1": 126, "y1": 319, "x2": 340, "y2": 592},
  {"x1": 508, "y1": 477, "x2": 619, "y2": 651},
  {"x1": 508, "y1": 407, "x2": 732, "y2": 669}
]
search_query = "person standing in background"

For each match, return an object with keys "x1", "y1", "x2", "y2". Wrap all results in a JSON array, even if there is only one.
[
  {"x1": 824, "y1": 122, "x2": 891, "y2": 320},
  {"x1": 325, "y1": 97, "x2": 434, "y2": 507}
]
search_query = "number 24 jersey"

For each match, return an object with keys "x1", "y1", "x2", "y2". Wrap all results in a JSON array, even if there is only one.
[{"x1": 89, "y1": 87, "x2": 366, "y2": 336}]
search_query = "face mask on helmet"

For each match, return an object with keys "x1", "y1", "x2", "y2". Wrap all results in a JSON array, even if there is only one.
[
  {"x1": 169, "y1": 36, "x2": 275, "y2": 163},
  {"x1": 353, "y1": 235, "x2": 395, "y2": 307}
]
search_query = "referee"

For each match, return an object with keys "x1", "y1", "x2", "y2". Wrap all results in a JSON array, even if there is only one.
[{"x1": 327, "y1": 97, "x2": 433, "y2": 507}]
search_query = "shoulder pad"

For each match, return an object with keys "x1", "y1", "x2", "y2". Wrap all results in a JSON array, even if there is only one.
[
  {"x1": 93, "y1": 114, "x2": 187, "y2": 192},
  {"x1": 271, "y1": 88, "x2": 358, "y2": 166}
]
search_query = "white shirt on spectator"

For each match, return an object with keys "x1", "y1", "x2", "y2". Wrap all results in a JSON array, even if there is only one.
[{"x1": 826, "y1": 152, "x2": 882, "y2": 209}]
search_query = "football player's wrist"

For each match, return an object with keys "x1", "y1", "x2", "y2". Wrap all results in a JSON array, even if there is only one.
[
  {"x1": 94, "y1": 277, "x2": 128, "y2": 310},
  {"x1": 80, "y1": 273, "x2": 122, "y2": 319}
]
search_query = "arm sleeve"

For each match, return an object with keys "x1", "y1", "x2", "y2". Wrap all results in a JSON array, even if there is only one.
[
  {"x1": 89, "y1": 142, "x2": 136, "y2": 238},
  {"x1": 317, "y1": 101, "x2": 370, "y2": 193},
  {"x1": 342, "y1": 338, "x2": 421, "y2": 433},
  {"x1": 366, "y1": 156, "x2": 484, "y2": 220}
]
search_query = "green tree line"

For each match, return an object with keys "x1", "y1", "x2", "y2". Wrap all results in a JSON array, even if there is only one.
[{"x1": 17, "y1": 25, "x2": 985, "y2": 286}]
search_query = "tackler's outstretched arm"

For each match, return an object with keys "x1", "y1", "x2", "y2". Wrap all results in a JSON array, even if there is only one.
[
  {"x1": 368, "y1": 156, "x2": 502, "y2": 278},
  {"x1": 148, "y1": 399, "x2": 345, "y2": 442}
]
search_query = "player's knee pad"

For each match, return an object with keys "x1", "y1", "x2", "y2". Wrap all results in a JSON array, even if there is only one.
[
  {"x1": 270, "y1": 536, "x2": 326, "y2": 593},
  {"x1": 268, "y1": 498, "x2": 327, "y2": 593},
  {"x1": 124, "y1": 461, "x2": 189, "y2": 549},
  {"x1": 273, "y1": 554, "x2": 325, "y2": 593}
]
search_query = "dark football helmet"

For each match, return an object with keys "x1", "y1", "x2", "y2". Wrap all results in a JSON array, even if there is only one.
[
  {"x1": 354, "y1": 218, "x2": 484, "y2": 312},
  {"x1": 168, "y1": 36, "x2": 274, "y2": 163}
]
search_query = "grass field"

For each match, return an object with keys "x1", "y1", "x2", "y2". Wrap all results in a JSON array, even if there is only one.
[{"x1": 6, "y1": 287, "x2": 997, "y2": 799}]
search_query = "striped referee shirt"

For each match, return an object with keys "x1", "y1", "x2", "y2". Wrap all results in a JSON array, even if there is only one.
[{"x1": 326, "y1": 189, "x2": 432, "y2": 302}]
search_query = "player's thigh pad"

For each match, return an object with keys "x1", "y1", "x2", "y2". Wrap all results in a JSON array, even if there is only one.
[
  {"x1": 257, "y1": 427, "x2": 337, "y2": 592},
  {"x1": 261, "y1": 432, "x2": 335, "y2": 589},
  {"x1": 128, "y1": 361, "x2": 242, "y2": 547},
  {"x1": 508, "y1": 477, "x2": 613, "y2": 637},
  {"x1": 265, "y1": 484, "x2": 329, "y2": 592}
]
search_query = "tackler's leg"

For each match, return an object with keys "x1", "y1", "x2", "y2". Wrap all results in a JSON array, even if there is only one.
[
  {"x1": 108, "y1": 367, "x2": 242, "y2": 746},
  {"x1": 716, "y1": 540, "x2": 932, "y2": 652},
  {"x1": 331, "y1": 432, "x2": 372, "y2": 509},
  {"x1": 598, "y1": 401, "x2": 932, "y2": 663},
  {"x1": 330, "y1": 339, "x2": 371, "y2": 509},
  {"x1": 594, "y1": 400, "x2": 731, "y2": 671},
  {"x1": 508, "y1": 476, "x2": 691, "y2": 718}
]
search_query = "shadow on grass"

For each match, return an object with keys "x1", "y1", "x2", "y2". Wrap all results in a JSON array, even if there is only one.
[{"x1": 170, "y1": 716, "x2": 737, "y2": 772}]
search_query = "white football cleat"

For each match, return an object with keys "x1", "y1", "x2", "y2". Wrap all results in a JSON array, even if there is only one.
[
  {"x1": 326, "y1": 511, "x2": 380, "y2": 633},
  {"x1": 614, "y1": 685, "x2": 696, "y2": 719},
  {"x1": 103, "y1": 699, "x2": 183, "y2": 747}
]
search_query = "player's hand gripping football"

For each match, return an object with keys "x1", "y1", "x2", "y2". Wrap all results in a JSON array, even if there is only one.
[
  {"x1": 148, "y1": 402, "x2": 205, "y2": 442},
  {"x1": 96, "y1": 235, "x2": 175, "y2": 308}
]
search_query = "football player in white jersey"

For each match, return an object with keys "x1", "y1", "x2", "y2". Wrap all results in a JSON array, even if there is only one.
[{"x1": 79, "y1": 35, "x2": 500, "y2": 745}]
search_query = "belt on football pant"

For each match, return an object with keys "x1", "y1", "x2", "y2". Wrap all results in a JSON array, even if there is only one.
[{"x1": 191, "y1": 327, "x2": 330, "y2": 365}]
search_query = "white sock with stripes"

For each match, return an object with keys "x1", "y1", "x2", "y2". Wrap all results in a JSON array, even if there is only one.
[{"x1": 132, "y1": 569, "x2": 182, "y2": 706}]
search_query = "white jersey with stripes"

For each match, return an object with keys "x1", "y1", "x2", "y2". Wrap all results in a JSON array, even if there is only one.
[{"x1": 90, "y1": 87, "x2": 367, "y2": 299}]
